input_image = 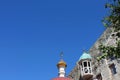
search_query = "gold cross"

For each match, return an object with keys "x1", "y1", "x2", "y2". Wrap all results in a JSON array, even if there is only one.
[{"x1": 60, "y1": 51, "x2": 63, "y2": 60}]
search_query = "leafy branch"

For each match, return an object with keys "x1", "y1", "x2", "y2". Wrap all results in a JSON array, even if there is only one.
[
  {"x1": 102, "y1": 0, "x2": 120, "y2": 32},
  {"x1": 97, "y1": 0, "x2": 120, "y2": 61}
]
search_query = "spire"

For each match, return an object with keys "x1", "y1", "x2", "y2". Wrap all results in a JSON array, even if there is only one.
[{"x1": 57, "y1": 52, "x2": 67, "y2": 77}]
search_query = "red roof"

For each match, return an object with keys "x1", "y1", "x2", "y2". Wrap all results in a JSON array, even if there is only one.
[{"x1": 52, "y1": 77, "x2": 71, "y2": 80}]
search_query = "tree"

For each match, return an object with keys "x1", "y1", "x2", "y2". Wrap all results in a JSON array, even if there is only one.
[
  {"x1": 102, "y1": 0, "x2": 120, "y2": 32},
  {"x1": 97, "y1": 0, "x2": 120, "y2": 61}
]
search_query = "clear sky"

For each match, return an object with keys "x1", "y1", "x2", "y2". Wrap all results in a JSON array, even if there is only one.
[{"x1": 0, "y1": 0, "x2": 107, "y2": 80}]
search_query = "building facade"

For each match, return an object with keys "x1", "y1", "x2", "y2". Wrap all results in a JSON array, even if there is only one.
[
  {"x1": 68, "y1": 27, "x2": 120, "y2": 80},
  {"x1": 52, "y1": 27, "x2": 120, "y2": 80}
]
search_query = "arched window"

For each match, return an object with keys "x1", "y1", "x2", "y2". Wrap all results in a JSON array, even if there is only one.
[{"x1": 84, "y1": 62, "x2": 87, "y2": 67}]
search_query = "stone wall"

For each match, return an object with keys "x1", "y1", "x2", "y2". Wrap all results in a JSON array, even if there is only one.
[
  {"x1": 68, "y1": 27, "x2": 120, "y2": 80},
  {"x1": 68, "y1": 65, "x2": 81, "y2": 80}
]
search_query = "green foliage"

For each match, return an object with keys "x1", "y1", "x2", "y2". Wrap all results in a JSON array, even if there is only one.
[
  {"x1": 102, "y1": 0, "x2": 120, "y2": 31},
  {"x1": 97, "y1": 53, "x2": 107, "y2": 61},
  {"x1": 97, "y1": 0, "x2": 120, "y2": 61},
  {"x1": 98, "y1": 41, "x2": 120, "y2": 61}
]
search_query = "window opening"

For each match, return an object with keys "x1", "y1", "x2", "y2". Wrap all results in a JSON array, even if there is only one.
[
  {"x1": 109, "y1": 64, "x2": 117, "y2": 75},
  {"x1": 84, "y1": 62, "x2": 87, "y2": 67},
  {"x1": 88, "y1": 62, "x2": 90, "y2": 67},
  {"x1": 84, "y1": 67, "x2": 88, "y2": 73},
  {"x1": 96, "y1": 74, "x2": 102, "y2": 80}
]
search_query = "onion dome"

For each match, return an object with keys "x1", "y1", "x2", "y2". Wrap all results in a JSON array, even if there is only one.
[
  {"x1": 79, "y1": 52, "x2": 92, "y2": 61},
  {"x1": 51, "y1": 52, "x2": 72, "y2": 80},
  {"x1": 57, "y1": 59, "x2": 67, "y2": 68}
]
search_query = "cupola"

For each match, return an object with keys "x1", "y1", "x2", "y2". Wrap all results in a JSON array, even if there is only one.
[
  {"x1": 78, "y1": 51, "x2": 93, "y2": 80},
  {"x1": 52, "y1": 52, "x2": 71, "y2": 80},
  {"x1": 57, "y1": 59, "x2": 67, "y2": 77},
  {"x1": 57, "y1": 60, "x2": 67, "y2": 68}
]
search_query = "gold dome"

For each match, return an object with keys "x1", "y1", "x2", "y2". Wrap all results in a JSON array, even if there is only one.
[{"x1": 57, "y1": 60, "x2": 67, "y2": 68}]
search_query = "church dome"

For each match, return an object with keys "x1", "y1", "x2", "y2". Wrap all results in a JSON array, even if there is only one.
[
  {"x1": 79, "y1": 52, "x2": 92, "y2": 61},
  {"x1": 57, "y1": 60, "x2": 67, "y2": 68}
]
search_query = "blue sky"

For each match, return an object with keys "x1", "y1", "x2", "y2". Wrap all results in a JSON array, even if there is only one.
[{"x1": 0, "y1": 0, "x2": 107, "y2": 80}]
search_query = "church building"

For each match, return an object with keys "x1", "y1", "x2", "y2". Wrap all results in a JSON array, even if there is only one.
[
  {"x1": 52, "y1": 57, "x2": 72, "y2": 80},
  {"x1": 52, "y1": 27, "x2": 120, "y2": 80}
]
